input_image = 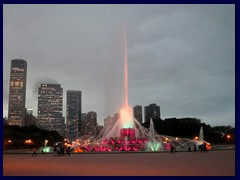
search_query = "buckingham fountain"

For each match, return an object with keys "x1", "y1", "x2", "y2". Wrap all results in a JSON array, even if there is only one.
[{"x1": 72, "y1": 26, "x2": 211, "y2": 153}]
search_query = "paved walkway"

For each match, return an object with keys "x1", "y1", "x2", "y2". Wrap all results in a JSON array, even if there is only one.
[{"x1": 3, "y1": 150, "x2": 235, "y2": 176}]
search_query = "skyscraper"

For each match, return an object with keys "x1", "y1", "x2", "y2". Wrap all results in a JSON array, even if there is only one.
[
  {"x1": 134, "y1": 105, "x2": 143, "y2": 124},
  {"x1": 81, "y1": 113, "x2": 87, "y2": 135},
  {"x1": 104, "y1": 112, "x2": 119, "y2": 128},
  {"x1": 66, "y1": 90, "x2": 81, "y2": 141},
  {"x1": 8, "y1": 59, "x2": 27, "y2": 126},
  {"x1": 144, "y1": 103, "x2": 161, "y2": 122},
  {"x1": 37, "y1": 84, "x2": 64, "y2": 136},
  {"x1": 85, "y1": 111, "x2": 97, "y2": 136}
]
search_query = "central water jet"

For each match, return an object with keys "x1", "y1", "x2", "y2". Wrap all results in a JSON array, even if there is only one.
[{"x1": 120, "y1": 24, "x2": 134, "y2": 129}]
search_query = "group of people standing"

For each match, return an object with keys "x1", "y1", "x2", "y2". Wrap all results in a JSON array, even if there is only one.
[
  {"x1": 188, "y1": 142, "x2": 208, "y2": 153},
  {"x1": 54, "y1": 145, "x2": 71, "y2": 156}
]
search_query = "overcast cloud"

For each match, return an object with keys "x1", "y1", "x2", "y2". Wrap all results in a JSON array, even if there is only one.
[{"x1": 3, "y1": 4, "x2": 235, "y2": 127}]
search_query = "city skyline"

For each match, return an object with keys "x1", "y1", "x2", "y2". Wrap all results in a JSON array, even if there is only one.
[{"x1": 3, "y1": 4, "x2": 235, "y2": 127}]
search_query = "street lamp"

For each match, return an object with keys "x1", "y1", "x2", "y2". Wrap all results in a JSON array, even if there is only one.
[
  {"x1": 45, "y1": 140, "x2": 48, "y2": 148},
  {"x1": 25, "y1": 139, "x2": 32, "y2": 144}
]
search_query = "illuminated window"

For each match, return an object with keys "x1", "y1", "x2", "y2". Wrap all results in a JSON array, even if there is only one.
[{"x1": 15, "y1": 81, "x2": 19, "y2": 87}]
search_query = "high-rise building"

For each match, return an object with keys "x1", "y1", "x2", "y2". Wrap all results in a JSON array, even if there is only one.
[
  {"x1": 66, "y1": 90, "x2": 81, "y2": 142},
  {"x1": 25, "y1": 113, "x2": 37, "y2": 126},
  {"x1": 85, "y1": 111, "x2": 97, "y2": 136},
  {"x1": 134, "y1": 105, "x2": 143, "y2": 124},
  {"x1": 104, "y1": 116, "x2": 112, "y2": 127},
  {"x1": 37, "y1": 84, "x2": 65, "y2": 136},
  {"x1": 144, "y1": 103, "x2": 160, "y2": 122},
  {"x1": 104, "y1": 112, "x2": 119, "y2": 128},
  {"x1": 96, "y1": 125, "x2": 104, "y2": 135},
  {"x1": 8, "y1": 59, "x2": 27, "y2": 126},
  {"x1": 81, "y1": 113, "x2": 87, "y2": 135}
]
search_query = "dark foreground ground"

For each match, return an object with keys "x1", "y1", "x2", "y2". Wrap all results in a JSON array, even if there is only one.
[{"x1": 3, "y1": 150, "x2": 235, "y2": 176}]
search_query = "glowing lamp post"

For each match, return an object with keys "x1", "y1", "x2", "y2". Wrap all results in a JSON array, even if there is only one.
[
  {"x1": 25, "y1": 139, "x2": 32, "y2": 144},
  {"x1": 45, "y1": 140, "x2": 48, "y2": 148}
]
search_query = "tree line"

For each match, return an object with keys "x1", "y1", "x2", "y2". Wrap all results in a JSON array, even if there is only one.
[
  {"x1": 3, "y1": 124, "x2": 63, "y2": 149},
  {"x1": 142, "y1": 117, "x2": 235, "y2": 144}
]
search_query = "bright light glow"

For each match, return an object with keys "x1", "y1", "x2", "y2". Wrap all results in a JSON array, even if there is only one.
[
  {"x1": 43, "y1": 147, "x2": 51, "y2": 152},
  {"x1": 120, "y1": 105, "x2": 133, "y2": 128},
  {"x1": 195, "y1": 136, "x2": 198, "y2": 140},
  {"x1": 25, "y1": 139, "x2": 32, "y2": 144},
  {"x1": 147, "y1": 141, "x2": 161, "y2": 151}
]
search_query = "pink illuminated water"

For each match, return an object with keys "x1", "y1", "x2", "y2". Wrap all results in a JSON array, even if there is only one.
[{"x1": 119, "y1": 24, "x2": 134, "y2": 129}]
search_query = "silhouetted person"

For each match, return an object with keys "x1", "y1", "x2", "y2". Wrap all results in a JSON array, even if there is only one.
[
  {"x1": 170, "y1": 143, "x2": 174, "y2": 153},
  {"x1": 203, "y1": 142, "x2": 208, "y2": 153},
  {"x1": 193, "y1": 143, "x2": 197, "y2": 153},
  {"x1": 188, "y1": 145, "x2": 191, "y2": 152},
  {"x1": 61, "y1": 146, "x2": 64, "y2": 155},
  {"x1": 199, "y1": 144, "x2": 204, "y2": 153},
  {"x1": 32, "y1": 147, "x2": 37, "y2": 157},
  {"x1": 66, "y1": 146, "x2": 71, "y2": 156},
  {"x1": 56, "y1": 146, "x2": 60, "y2": 155},
  {"x1": 42, "y1": 147, "x2": 45, "y2": 155}
]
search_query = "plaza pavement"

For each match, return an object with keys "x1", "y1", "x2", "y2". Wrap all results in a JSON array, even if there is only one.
[{"x1": 3, "y1": 150, "x2": 235, "y2": 176}]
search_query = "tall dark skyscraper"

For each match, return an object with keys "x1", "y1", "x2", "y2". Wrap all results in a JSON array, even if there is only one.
[
  {"x1": 81, "y1": 113, "x2": 87, "y2": 135},
  {"x1": 85, "y1": 111, "x2": 97, "y2": 136},
  {"x1": 134, "y1": 105, "x2": 143, "y2": 124},
  {"x1": 66, "y1": 90, "x2": 81, "y2": 141},
  {"x1": 37, "y1": 84, "x2": 65, "y2": 136},
  {"x1": 8, "y1": 59, "x2": 27, "y2": 126},
  {"x1": 144, "y1": 103, "x2": 161, "y2": 122}
]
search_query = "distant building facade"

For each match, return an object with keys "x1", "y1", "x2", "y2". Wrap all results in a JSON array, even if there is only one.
[
  {"x1": 8, "y1": 59, "x2": 27, "y2": 126},
  {"x1": 104, "y1": 112, "x2": 119, "y2": 128},
  {"x1": 25, "y1": 113, "x2": 37, "y2": 126},
  {"x1": 96, "y1": 125, "x2": 104, "y2": 135},
  {"x1": 37, "y1": 84, "x2": 65, "y2": 136},
  {"x1": 85, "y1": 111, "x2": 97, "y2": 136},
  {"x1": 81, "y1": 113, "x2": 87, "y2": 135},
  {"x1": 66, "y1": 90, "x2": 81, "y2": 141},
  {"x1": 134, "y1": 105, "x2": 143, "y2": 124},
  {"x1": 104, "y1": 116, "x2": 112, "y2": 127},
  {"x1": 144, "y1": 103, "x2": 160, "y2": 122}
]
